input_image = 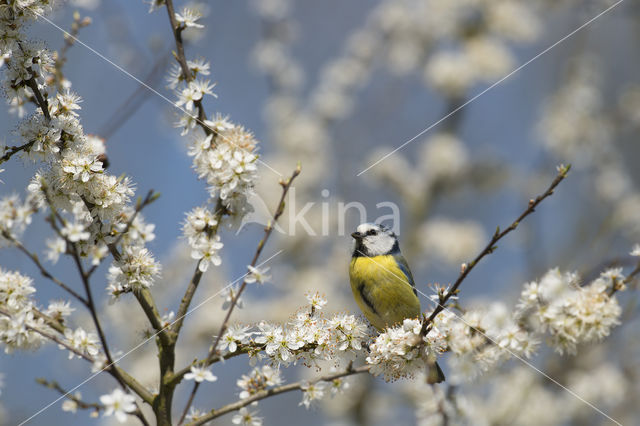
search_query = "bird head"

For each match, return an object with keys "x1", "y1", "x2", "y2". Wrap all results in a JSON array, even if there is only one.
[{"x1": 351, "y1": 223, "x2": 399, "y2": 257}]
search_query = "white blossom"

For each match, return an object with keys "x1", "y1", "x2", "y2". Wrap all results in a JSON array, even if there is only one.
[
  {"x1": 175, "y1": 8, "x2": 204, "y2": 29},
  {"x1": 61, "y1": 392, "x2": 81, "y2": 413},
  {"x1": 99, "y1": 389, "x2": 136, "y2": 423},
  {"x1": 63, "y1": 327, "x2": 100, "y2": 360},
  {"x1": 191, "y1": 235, "x2": 224, "y2": 272},
  {"x1": 61, "y1": 222, "x2": 90, "y2": 243},
  {"x1": 220, "y1": 324, "x2": 251, "y2": 353},
  {"x1": 107, "y1": 246, "x2": 161, "y2": 292},
  {"x1": 45, "y1": 237, "x2": 66, "y2": 263},
  {"x1": 221, "y1": 285, "x2": 244, "y2": 310},
  {"x1": 232, "y1": 407, "x2": 263, "y2": 426},
  {"x1": 305, "y1": 291, "x2": 327, "y2": 310},
  {"x1": 237, "y1": 365, "x2": 283, "y2": 399},
  {"x1": 245, "y1": 265, "x2": 270, "y2": 285},
  {"x1": 184, "y1": 366, "x2": 217, "y2": 383},
  {"x1": 299, "y1": 381, "x2": 326, "y2": 408}
]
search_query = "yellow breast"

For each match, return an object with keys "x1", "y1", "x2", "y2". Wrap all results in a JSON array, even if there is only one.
[{"x1": 349, "y1": 255, "x2": 421, "y2": 331}]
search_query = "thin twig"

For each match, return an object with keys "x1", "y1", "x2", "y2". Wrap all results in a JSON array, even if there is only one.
[
  {"x1": 0, "y1": 140, "x2": 36, "y2": 165},
  {"x1": 169, "y1": 343, "x2": 265, "y2": 386},
  {"x1": 51, "y1": 12, "x2": 91, "y2": 92},
  {"x1": 36, "y1": 378, "x2": 103, "y2": 412},
  {"x1": 186, "y1": 365, "x2": 370, "y2": 426},
  {"x1": 111, "y1": 189, "x2": 158, "y2": 248},
  {"x1": 177, "y1": 166, "x2": 301, "y2": 425},
  {"x1": 609, "y1": 259, "x2": 640, "y2": 296},
  {"x1": 2, "y1": 230, "x2": 88, "y2": 305},
  {"x1": 423, "y1": 165, "x2": 571, "y2": 332},
  {"x1": 69, "y1": 243, "x2": 127, "y2": 386},
  {"x1": 164, "y1": 0, "x2": 209, "y2": 133}
]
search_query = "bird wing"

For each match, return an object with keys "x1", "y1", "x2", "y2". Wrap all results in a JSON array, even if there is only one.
[{"x1": 394, "y1": 253, "x2": 418, "y2": 296}]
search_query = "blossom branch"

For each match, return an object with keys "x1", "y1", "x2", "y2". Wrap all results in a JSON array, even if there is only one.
[
  {"x1": 112, "y1": 190, "x2": 158, "y2": 248},
  {"x1": 424, "y1": 164, "x2": 572, "y2": 330},
  {"x1": 38, "y1": 193, "x2": 155, "y2": 420},
  {"x1": 0, "y1": 140, "x2": 36, "y2": 165},
  {"x1": 186, "y1": 365, "x2": 370, "y2": 426},
  {"x1": 39, "y1": 188, "x2": 128, "y2": 393},
  {"x1": 1, "y1": 230, "x2": 88, "y2": 305},
  {"x1": 0, "y1": 47, "x2": 50, "y2": 165},
  {"x1": 79, "y1": 195, "x2": 169, "y2": 345},
  {"x1": 164, "y1": 0, "x2": 209, "y2": 132},
  {"x1": 0, "y1": 307, "x2": 154, "y2": 405},
  {"x1": 36, "y1": 378, "x2": 103, "y2": 412},
  {"x1": 50, "y1": 12, "x2": 91, "y2": 91},
  {"x1": 172, "y1": 200, "x2": 224, "y2": 337},
  {"x1": 32, "y1": 308, "x2": 66, "y2": 334},
  {"x1": 177, "y1": 165, "x2": 301, "y2": 424},
  {"x1": 68, "y1": 242, "x2": 140, "y2": 395},
  {"x1": 610, "y1": 258, "x2": 640, "y2": 296},
  {"x1": 169, "y1": 343, "x2": 263, "y2": 386},
  {"x1": 24, "y1": 73, "x2": 51, "y2": 121}
]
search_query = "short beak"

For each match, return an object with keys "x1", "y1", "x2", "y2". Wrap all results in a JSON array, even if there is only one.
[{"x1": 351, "y1": 232, "x2": 362, "y2": 239}]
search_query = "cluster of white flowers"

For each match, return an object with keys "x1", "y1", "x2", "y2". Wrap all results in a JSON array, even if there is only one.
[
  {"x1": 538, "y1": 58, "x2": 640, "y2": 236},
  {"x1": 237, "y1": 365, "x2": 283, "y2": 399},
  {"x1": 182, "y1": 205, "x2": 223, "y2": 271},
  {"x1": 0, "y1": 1, "x2": 161, "y2": 304},
  {"x1": 107, "y1": 245, "x2": 161, "y2": 295},
  {"x1": 166, "y1": 13, "x2": 261, "y2": 221},
  {"x1": 220, "y1": 294, "x2": 370, "y2": 368},
  {"x1": 0, "y1": 193, "x2": 35, "y2": 246},
  {"x1": 63, "y1": 327, "x2": 100, "y2": 360},
  {"x1": 0, "y1": 267, "x2": 101, "y2": 362},
  {"x1": 418, "y1": 1, "x2": 537, "y2": 97},
  {"x1": 516, "y1": 268, "x2": 623, "y2": 355},
  {"x1": 438, "y1": 303, "x2": 539, "y2": 383},
  {"x1": 367, "y1": 318, "x2": 445, "y2": 381},
  {"x1": 538, "y1": 60, "x2": 611, "y2": 164},
  {"x1": 188, "y1": 123, "x2": 259, "y2": 215},
  {"x1": 43, "y1": 300, "x2": 74, "y2": 322},
  {"x1": 322, "y1": 0, "x2": 534, "y2": 98},
  {"x1": 0, "y1": 268, "x2": 44, "y2": 352}
]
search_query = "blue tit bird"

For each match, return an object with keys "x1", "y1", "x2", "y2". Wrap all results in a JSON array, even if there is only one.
[{"x1": 349, "y1": 223, "x2": 445, "y2": 384}]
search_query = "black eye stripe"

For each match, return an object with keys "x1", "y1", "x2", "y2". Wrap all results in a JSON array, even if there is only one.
[{"x1": 366, "y1": 229, "x2": 377, "y2": 236}]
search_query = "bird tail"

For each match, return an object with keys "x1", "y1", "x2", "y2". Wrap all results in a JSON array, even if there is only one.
[{"x1": 426, "y1": 360, "x2": 446, "y2": 384}]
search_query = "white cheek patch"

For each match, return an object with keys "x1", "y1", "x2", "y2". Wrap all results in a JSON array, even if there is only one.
[{"x1": 364, "y1": 234, "x2": 395, "y2": 256}]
